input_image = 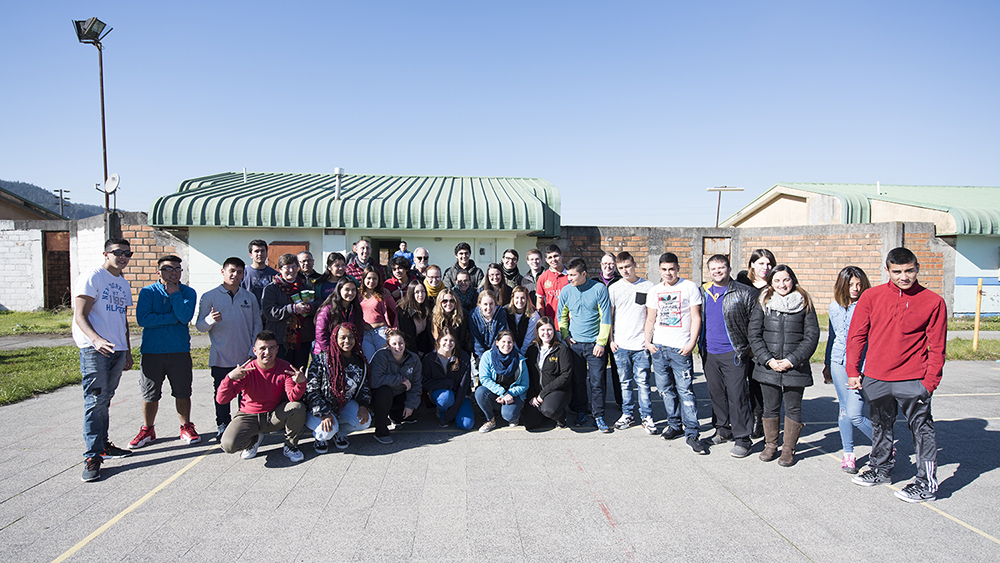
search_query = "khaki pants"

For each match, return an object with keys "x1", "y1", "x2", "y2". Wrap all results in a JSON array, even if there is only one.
[{"x1": 221, "y1": 400, "x2": 306, "y2": 453}]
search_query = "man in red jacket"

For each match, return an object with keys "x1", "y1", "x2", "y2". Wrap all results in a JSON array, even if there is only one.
[{"x1": 846, "y1": 247, "x2": 946, "y2": 502}]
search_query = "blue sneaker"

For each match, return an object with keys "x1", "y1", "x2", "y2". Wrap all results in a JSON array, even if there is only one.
[
  {"x1": 574, "y1": 412, "x2": 588, "y2": 426},
  {"x1": 594, "y1": 417, "x2": 612, "y2": 433}
]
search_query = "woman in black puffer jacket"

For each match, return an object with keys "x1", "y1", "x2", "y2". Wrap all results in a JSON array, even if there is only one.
[{"x1": 748, "y1": 265, "x2": 819, "y2": 467}]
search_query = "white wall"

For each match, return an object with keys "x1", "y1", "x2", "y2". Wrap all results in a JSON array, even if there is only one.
[
  {"x1": 954, "y1": 236, "x2": 1000, "y2": 314},
  {"x1": 0, "y1": 221, "x2": 44, "y2": 311},
  {"x1": 71, "y1": 219, "x2": 106, "y2": 282},
  {"x1": 186, "y1": 227, "x2": 542, "y2": 297}
]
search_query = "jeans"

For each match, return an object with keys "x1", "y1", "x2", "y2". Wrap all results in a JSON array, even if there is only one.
[
  {"x1": 570, "y1": 341, "x2": 606, "y2": 419},
  {"x1": 830, "y1": 362, "x2": 873, "y2": 453},
  {"x1": 475, "y1": 386, "x2": 524, "y2": 423},
  {"x1": 614, "y1": 348, "x2": 653, "y2": 419},
  {"x1": 305, "y1": 400, "x2": 372, "y2": 441},
  {"x1": 362, "y1": 327, "x2": 389, "y2": 361},
  {"x1": 429, "y1": 389, "x2": 475, "y2": 431},
  {"x1": 80, "y1": 347, "x2": 127, "y2": 459},
  {"x1": 211, "y1": 366, "x2": 235, "y2": 426},
  {"x1": 651, "y1": 345, "x2": 700, "y2": 437}
]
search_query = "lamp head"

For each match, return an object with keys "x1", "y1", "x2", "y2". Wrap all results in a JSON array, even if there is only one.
[{"x1": 73, "y1": 18, "x2": 108, "y2": 44}]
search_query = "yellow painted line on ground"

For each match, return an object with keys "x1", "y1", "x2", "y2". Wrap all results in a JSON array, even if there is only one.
[
  {"x1": 810, "y1": 447, "x2": 1000, "y2": 546},
  {"x1": 51, "y1": 452, "x2": 210, "y2": 563}
]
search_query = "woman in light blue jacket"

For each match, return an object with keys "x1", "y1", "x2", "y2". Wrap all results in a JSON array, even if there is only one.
[
  {"x1": 823, "y1": 266, "x2": 874, "y2": 474},
  {"x1": 475, "y1": 330, "x2": 528, "y2": 433}
]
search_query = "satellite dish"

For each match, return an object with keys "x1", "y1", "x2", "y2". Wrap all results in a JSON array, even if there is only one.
[{"x1": 104, "y1": 174, "x2": 120, "y2": 194}]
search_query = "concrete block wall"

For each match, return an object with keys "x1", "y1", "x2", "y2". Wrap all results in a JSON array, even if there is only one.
[{"x1": 0, "y1": 221, "x2": 45, "y2": 311}]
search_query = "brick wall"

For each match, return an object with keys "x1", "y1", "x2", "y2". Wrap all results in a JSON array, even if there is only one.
[
  {"x1": 120, "y1": 222, "x2": 178, "y2": 322},
  {"x1": 541, "y1": 222, "x2": 944, "y2": 315},
  {"x1": 903, "y1": 226, "x2": 946, "y2": 297},
  {"x1": 538, "y1": 226, "x2": 671, "y2": 282},
  {"x1": 737, "y1": 230, "x2": 885, "y2": 312}
]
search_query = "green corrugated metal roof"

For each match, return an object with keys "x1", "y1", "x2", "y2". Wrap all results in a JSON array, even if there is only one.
[
  {"x1": 149, "y1": 172, "x2": 561, "y2": 236},
  {"x1": 729, "y1": 182, "x2": 1000, "y2": 235}
]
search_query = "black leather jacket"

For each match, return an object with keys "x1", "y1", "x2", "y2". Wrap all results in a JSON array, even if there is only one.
[{"x1": 698, "y1": 279, "x2": 758, "y2": 362}]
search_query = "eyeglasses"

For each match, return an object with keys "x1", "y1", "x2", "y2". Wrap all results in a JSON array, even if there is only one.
[
  {"x1": 108, "y1": 249, "x2": 133, "y2": 257},
  {"x1": 414, "y1": 256, "x2": 428, "y2": 261},
  {"x1": 159, "y1": 266, "x2": 183, "y2": 273},
  {"x1": 439, "y1": 299, "x2": 455, "y2": 304}
]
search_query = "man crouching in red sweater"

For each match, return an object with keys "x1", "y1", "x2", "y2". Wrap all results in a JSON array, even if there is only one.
[
  {"x1": 846, "y1": 247, "x2": 946, "y2": 502},
  {"x1": 217, "y1": 330, "x2": 307, "y2": 463}
]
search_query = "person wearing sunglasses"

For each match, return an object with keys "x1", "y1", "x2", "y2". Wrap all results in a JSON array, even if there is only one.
[
  {"x1": 131, "y1": 255, "x2": 200, "y2": 450},
  {"x1": 411, "y1": 247, "x2": 430, "y2": 279},
  {"x1": 73, "y1": 237, "x2": 136, "y2": 482}
]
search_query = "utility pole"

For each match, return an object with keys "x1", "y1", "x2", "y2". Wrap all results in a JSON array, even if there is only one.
[{"x1": 54, "y1": 189, "x2": 71, "y2": 216}]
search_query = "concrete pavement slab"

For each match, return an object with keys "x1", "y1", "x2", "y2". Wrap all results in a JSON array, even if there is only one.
[{"x1": 2, "y1": 360, "x2": 999, "y2": 562}]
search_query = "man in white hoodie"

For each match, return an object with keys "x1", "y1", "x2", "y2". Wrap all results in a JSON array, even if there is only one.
[{"x1": 196, "y1": 257, "x2": 262, "y2": 439}]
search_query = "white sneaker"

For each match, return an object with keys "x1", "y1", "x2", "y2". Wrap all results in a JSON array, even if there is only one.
[
  {"x1": 241, "y1": 433, "x2": 264, "y2": 460},
  {"x1": 614, "y1": 415, "x2": 634, "y2": 430},
  {"x1": 216, "y1": 423, "x2": 228, "y2": 442},
  {"x1": 641, "y1": 416, "x2": 660, "y2": 435},
  {"x1": 283, "y1": 445, "x2": 304, "y2": 463}
]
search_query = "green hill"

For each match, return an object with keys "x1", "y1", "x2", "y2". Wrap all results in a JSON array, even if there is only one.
[{"x1": 0, "y1": 179, "x2": 107, "y2": 220}]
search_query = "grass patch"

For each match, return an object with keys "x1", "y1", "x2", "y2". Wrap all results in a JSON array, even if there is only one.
[
  {"x1": 947, "y1": 317, "x2": 1000, "y2": 331},
  {"x1": 809, "y1": 312, "x2": 998, "y2": 333},
  {"x1": 1, "y1": 347, "x2": 84, "y2": 405},
  {"x1": 944, "y1": 338, "x2": 1000, "y2": 361},
  {"x1": 810, "y1": 339, "x2": 1000, "y2": 364},
  {"x1": 0, "y1": 309, "x2": 74, "y2": 336},
  {"x1": 0, "y1": 347, "x2": 212, "y2": 406}
]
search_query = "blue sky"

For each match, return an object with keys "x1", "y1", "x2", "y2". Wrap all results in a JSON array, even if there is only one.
[{"x1": 3, "y1": 1, "x2": 998, "y2": 227}]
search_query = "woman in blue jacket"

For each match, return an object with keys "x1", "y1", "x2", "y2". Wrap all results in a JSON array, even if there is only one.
[
  {"x1": 475, "y1": 330, "x2": 528, "y2": 432},
  {"x1": 823, "y1": 266, "x2": 874, "y2": 474}
]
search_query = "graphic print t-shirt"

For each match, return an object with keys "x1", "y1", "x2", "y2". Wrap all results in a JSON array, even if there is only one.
[
  {"x1": 646, "y1": 278, "x2": 702, "y2": 349},
  {"x1": 72, "y1": 266, "x2": 133, "y2": 350}
]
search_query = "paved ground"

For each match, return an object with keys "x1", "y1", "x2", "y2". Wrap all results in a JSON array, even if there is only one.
[{"x1": 1, "y1": 359, "x2": 999, "y2": 563}]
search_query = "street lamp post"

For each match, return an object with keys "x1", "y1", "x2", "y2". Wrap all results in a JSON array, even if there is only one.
[
  {"x1": 706, "y1": 186, "x2": 744, "y2": 228},
  {"x1": 72, "y1": 17, "x2": 113, "y2": 213}
]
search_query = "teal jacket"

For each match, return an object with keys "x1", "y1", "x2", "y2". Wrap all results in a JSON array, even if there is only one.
[{"x1": 478, "y1": 351, "x2": 529, "y2": 399}]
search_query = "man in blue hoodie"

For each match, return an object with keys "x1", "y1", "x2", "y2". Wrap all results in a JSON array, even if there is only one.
[{"x1": 131, "y1": 255, "x2": 199, "y2": 449}]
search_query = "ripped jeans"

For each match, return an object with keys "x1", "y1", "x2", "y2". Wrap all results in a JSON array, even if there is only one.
[{"x1": 651, "y1": 345, "x2": 700, "y2": 438}]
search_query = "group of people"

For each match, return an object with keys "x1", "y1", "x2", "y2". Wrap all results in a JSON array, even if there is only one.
[{"x1": 73, "y1": 236, "x2": 946, "y2": 503}]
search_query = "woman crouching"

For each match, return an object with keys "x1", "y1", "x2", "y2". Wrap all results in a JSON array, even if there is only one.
[
  {"x1": 475, "y1": 329, "x2": 529, "y2": 433},
  {"x1": 304, "y1": 323, "x2": 371, "y2": 452}
]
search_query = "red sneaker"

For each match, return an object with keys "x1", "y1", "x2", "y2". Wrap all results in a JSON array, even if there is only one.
[
  {"x1": 179, "y1": 422, "x2": 201, "y2": 445},
  {"x1": 129, "y1": 425, "x2": 156, "y2": 449}
]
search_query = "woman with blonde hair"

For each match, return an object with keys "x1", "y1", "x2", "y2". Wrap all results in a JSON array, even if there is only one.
[
  {"x1": 430, "y1": 288, "x2": 470, "y2": 353},
  {"x1": 748, "y1": 265, "x2": 819, "y2": 467}
]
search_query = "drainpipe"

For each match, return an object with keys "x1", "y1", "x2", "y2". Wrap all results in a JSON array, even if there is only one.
[{"x1": 334, "y1": 167, "x2": 344, "y2": 199}]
